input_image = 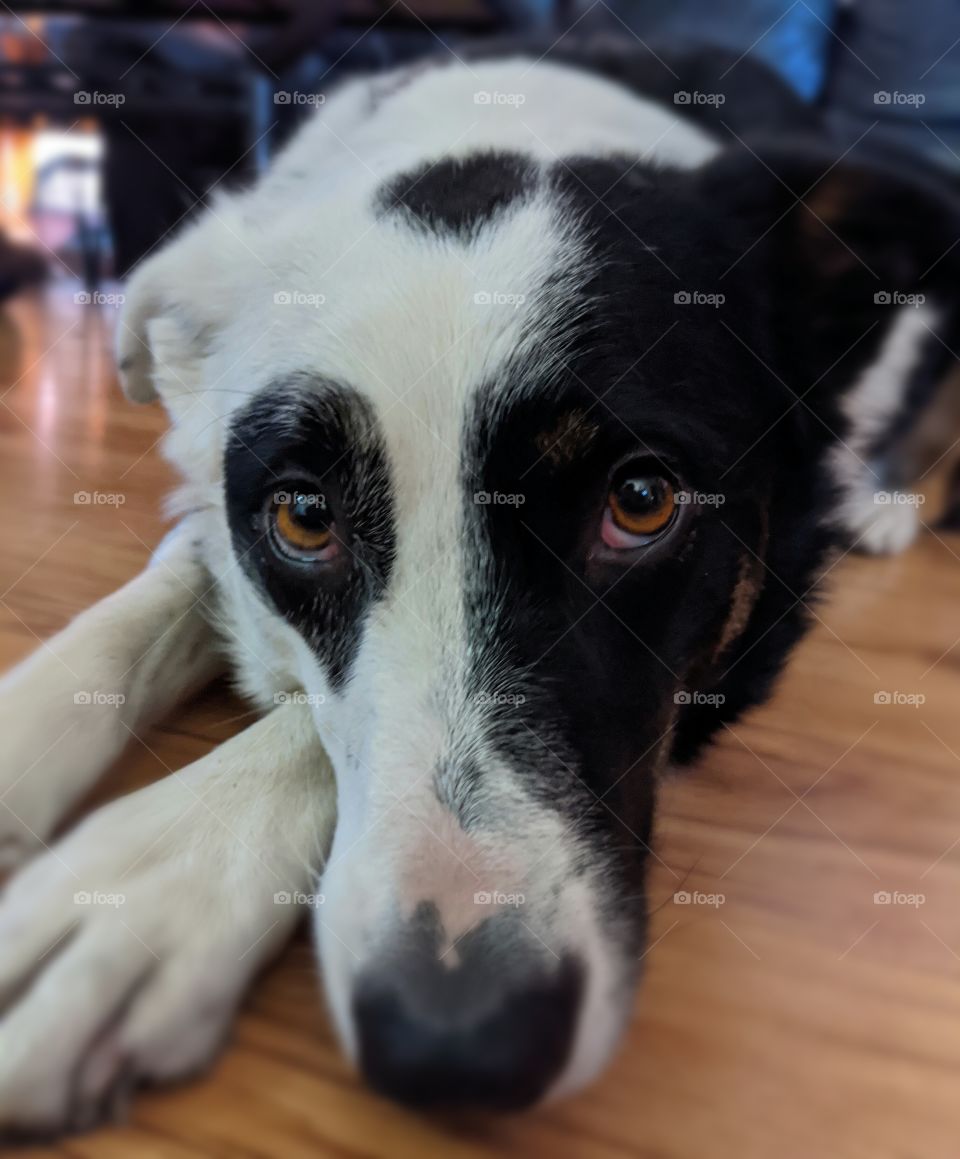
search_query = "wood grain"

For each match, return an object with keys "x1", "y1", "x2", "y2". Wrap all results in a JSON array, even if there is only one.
[{"x1": 1, "y1": 285, "x2": 959, "y2": 1158}]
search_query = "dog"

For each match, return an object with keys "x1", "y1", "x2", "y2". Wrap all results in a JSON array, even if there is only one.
[{"x1": 1, "y1": 37, "x2": 959, "y2": 1136}]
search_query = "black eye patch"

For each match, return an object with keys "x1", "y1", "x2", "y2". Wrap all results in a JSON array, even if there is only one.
[{"x1": 224, "y1": 375, "x2": 396, "y2": 691}]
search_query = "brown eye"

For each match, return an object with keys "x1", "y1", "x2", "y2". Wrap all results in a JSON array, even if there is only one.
[
  {"x1": 270, "y1": 488, "x2": 337, "y2": 560},
  {"x1": 603, "y1": 473, "x2": 676, "y2": 547}
]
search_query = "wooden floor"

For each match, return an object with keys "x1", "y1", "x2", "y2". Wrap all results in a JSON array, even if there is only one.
[{"x1": 2, "y1": 284, "x2": 960, "y2": 1158}]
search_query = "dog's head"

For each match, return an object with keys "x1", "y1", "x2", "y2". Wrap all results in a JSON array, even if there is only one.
[{"x1": 118, "y1": 130, "x2": 960, "y2": 1108}]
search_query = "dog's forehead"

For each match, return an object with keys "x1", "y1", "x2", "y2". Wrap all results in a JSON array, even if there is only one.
[{"x1": 225, "y1": 157, "x2": 586, "y2": 464}]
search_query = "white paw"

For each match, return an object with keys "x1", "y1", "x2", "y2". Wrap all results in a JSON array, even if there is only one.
[
  {"x1": 0, "y1": 698, "x2": 86, "y2": 872},
  {"x1": 841, "y1": 490, "x2": 920, "y2": 555},
  {"x1": 0, "y1": 652, "x2": 128, "y2": 873},
  {"x1": 0, "y1": 769, "x2": 311, "y2": 1138}
]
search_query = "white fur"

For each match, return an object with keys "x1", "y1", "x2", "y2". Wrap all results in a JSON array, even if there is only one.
[
  {"x1": 0, "y1": 697, "x2": 334, "y2": 1134},
  {"x1": 830, "y1": 304, "x2": 937, "y2": 554},
  {"x1": 0, "y1": 518, "x2": 220, "y2": 869}
]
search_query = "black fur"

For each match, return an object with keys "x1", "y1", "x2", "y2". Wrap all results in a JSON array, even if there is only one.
[
  {"x1": 224, "y1": 377, "x2": 396, "y2": 691},
  {"x1": 376, "y1": 151, "x2": 538, "y2": 238}
]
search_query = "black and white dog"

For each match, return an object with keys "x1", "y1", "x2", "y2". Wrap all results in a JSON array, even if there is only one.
[{"x1": 1, "y1": 39, "x2": 958, "y2": 1135}]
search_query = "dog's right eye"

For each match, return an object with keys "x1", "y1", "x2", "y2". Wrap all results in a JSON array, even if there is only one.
[{"x1": 268, "y1": 486, "x2": 341, "y2": 563}]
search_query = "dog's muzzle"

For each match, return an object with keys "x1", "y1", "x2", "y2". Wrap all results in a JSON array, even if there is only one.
[{"x1": 350, "y1": 907, "x2": 583, "y2": 1110}]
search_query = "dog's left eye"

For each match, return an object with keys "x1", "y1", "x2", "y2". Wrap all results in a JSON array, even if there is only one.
[
  {"x1": 268, "y1": 486, "x2": 340, "y2": 562},
  {"x1": 601, "y1": 466, "x2": 677, "y2": 549}
]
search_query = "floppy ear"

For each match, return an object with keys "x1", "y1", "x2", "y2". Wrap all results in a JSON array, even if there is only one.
[
  {"x1": 115, "y1": 211, "x2": 245, "y2": 411},
  {"x1": 115, "y1": 209, "x2": 257, "y2": 502},
  {"x1": 670, "y1": 145, "x2": 960, "y2": 766},
  {"x1": 698, "y1": 139, "x2": 960, "y2": 413}
]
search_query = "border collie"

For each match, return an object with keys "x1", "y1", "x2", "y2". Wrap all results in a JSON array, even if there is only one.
[{"x1": 1, "y1": 37, "x2": 958, "y2": 1136}]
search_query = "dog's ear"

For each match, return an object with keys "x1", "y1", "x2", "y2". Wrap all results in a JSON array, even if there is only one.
[
  {"x1": 697, "y1": 140, "x2": 960, "y2": 409},
  {"x1": 668, "y1": 145, "x2": 960, "y2": 767},
  {"x1": 116, "y1": 211, "x2": 244, "y2": 409}
]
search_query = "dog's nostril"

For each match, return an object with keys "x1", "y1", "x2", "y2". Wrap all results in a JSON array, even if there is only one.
[{"x1": 352, "y1": 957, "x2": 582, "y2": 1111}]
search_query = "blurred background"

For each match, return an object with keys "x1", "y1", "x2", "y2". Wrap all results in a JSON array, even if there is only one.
[{"x1": 0, "y1": 0, "x2": 958, "y2": 303}]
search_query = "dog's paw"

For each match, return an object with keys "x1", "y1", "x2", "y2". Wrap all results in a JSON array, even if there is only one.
[
  {"x1": 0, "y1": 666, "x2": 119, "y2": 874},
  {"x1": 0, "y1": 716, "x2": 75, "y2": 873},
  {"x1": 0, "y1": 771, "x2": 308, "y2": 1138}
]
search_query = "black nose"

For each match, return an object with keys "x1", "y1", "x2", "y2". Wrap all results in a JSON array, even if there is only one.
[{"x1": 353, "y1": 956, "x2": 583, "y2": 1110}]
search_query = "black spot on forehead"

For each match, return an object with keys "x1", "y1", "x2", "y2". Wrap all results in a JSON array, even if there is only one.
[
  {"x1": 376, "y1": 150, "x2": 539, "y2": 238},
  {"x1": 224, "y1": 376, "x2": 395, "y2": 691}
]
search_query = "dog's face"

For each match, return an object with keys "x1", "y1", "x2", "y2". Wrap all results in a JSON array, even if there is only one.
[{"x1": 121, "y1": 138, "x2": 960, "y2": 1108}]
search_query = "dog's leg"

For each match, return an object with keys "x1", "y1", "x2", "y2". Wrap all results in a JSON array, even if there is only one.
[
  {"x1": 0, "y1": 518, "x2": 223, "y2": 869},
  {"x1": 0, "y1": 695, "x2": 334, "y2": 1137}
]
